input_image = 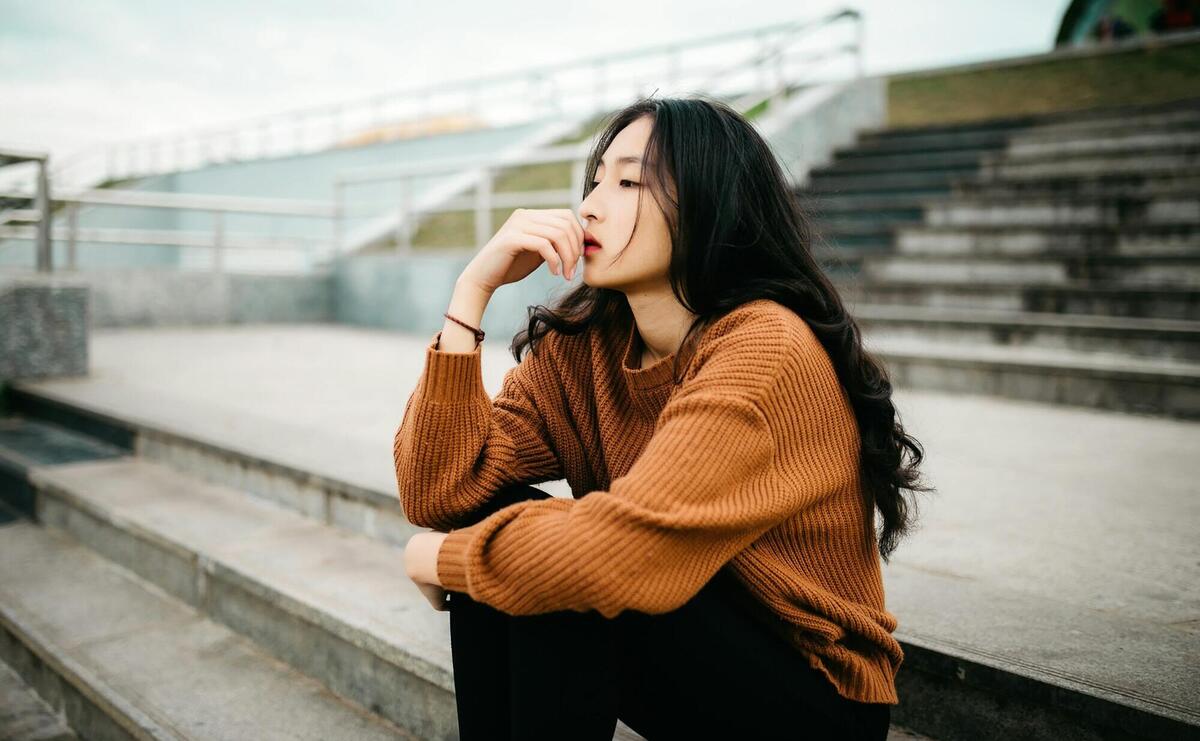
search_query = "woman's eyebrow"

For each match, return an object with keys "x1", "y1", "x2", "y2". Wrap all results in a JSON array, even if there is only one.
[{"x1": 598, "y1": 155, "x2": 642, "y2": 166}]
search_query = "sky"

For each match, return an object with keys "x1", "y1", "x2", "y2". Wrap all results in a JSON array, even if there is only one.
[{"x1": 0, "y1": 0, "x2": 1073, "y2": 174}]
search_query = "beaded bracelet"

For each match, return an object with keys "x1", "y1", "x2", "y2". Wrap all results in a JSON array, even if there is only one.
[{"x1": 436, "y1": 312, "x2": 485, "y2": 350}]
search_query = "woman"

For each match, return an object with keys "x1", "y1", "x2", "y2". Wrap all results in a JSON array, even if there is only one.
[{"x1": 394, "y1": 95, "x2": 932, "y2": 740}]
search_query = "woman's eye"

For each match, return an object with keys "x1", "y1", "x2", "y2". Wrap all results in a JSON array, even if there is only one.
[{"x1": 590, "y1": 180, "x2": 639, "y2": 188}]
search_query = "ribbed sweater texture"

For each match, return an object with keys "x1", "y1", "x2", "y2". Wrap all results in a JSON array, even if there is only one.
[{"x1": 393, "y1": 298, "x2": 903, "y2": 704}]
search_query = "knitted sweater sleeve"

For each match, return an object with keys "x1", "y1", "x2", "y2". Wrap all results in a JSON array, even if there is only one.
[
  {"x1": 435, "y1": 314, "x2": 832, "y2": 618},
  {"x1": 393, "y1": 331, "x2": 565, "y2": 532}
]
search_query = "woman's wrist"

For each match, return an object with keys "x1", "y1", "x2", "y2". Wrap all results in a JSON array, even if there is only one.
[{"x1": 405, "y1": 531, "x2": 449, "y2": 585}]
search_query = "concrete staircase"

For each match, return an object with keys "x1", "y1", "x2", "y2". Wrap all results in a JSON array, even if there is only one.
[
  {"x1": 803, "y1": 97, "x2": 1200, "y2": 419},
  {"x1": 0, "y1": 388, "x2": 661, "y2": 740},
  {"x1": 3, "y1": 378, "x2": 1196, "y2": 739}
]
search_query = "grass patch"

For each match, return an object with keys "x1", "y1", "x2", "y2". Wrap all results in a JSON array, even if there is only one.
[{"x1": 888, "y1": 38, "x2": 1200, "y2": 127}]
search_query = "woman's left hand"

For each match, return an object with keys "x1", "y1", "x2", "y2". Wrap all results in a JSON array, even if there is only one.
[{"x1": 405, "y1": 531, "x2": 451, "y2": 611}]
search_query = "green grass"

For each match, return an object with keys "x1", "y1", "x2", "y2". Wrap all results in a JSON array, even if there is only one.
[
  {"x1": 387, "y1": 111, "x2": 613, "y2": 251},
  {"x1": 888, "y1": 37, "x2": 1200, "y2": 127},
  {"x1": 383, "y1": 95, "x2": 796, "y2": 252}
]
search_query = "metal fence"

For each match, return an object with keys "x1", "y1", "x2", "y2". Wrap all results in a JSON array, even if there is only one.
[
  {"x1": 40, "y1": 10, "x2": 862, "y2": 191},
  {"x1": 0, "y1": 9, "x2": 863, "y2": 274}
]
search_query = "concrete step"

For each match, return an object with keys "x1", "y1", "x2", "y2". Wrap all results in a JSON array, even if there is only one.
[
  {"x1": 817, "y1": 216, "x2": 924, "y2": 233},
  {"x1": 950, "y1": 169, "x2": 1200, "y2": 197},
  {"x1": 836, "y1": 279, "x2": 1200, "y2": 320},
  {"x1": 862, "y1": 335, "x2": 1200, "y2": 419},
  {"x1": 806, "y1": 170, "x2": 959, "y2": 195},
  {"x1": 2, "y1": 386, "x2": 426, "y2": 550},
  {"x1": 853, "y1": 305, "x2": 1200, "y2": 361},
  {"x1": 810, "y1": 222, "x2": 903, "y2": 252},
  {"x1": 5, "y1": 328, "x2": 1196, "y2": 741},
  {"x1": 981, "y1": 148, "x2": 1200, "y2": 180},
  {"x1": 0, "y1": 407, "x2": 1185, "y2": 740},
  {"x1": 856, "y1": 118, "x2": 1042, "y2": 149},
  {"x1": 1004, "y1": 130, "x2": 1200, "y2": 160},
  {"x1": 7, "y1": 452, "x2": 462, "y2": 740},
  {"x1": 798, "y1": 191, "x2": 935, "y2": 214},
  {"x1": 833, "y1": 129, "x2": 1008, "y2": 158},
  {"x1": 858, "y1": 95, "x2": 1200, "y2": 146},
  {"x1": 0, "y1": 518, "x2": 419, "y2": 740},
  {"x1": 864, "y1": 251, "x2": 1200, "y2": 288},
  {"x1": 1006, "y1": 109, "x2": 1200, "y2": 145},
  {"x1": 894, "y1": 224, "x2": 1200, "y2": 257},
  {"x1": 0, "y1": 653, "x2": 78, "y2": 741},
  {"x1": 883, "y1": 561, "x2": 1200, "y2": 741},
  {"x1": 824, "y1": 148, "x2": 988, "y2": 176},
  {"x1": 922, "y1": 193, "x2": 1200, "y2": 228},
  {"x1": 951, "y1": 171, "x2": 1200, "y2": 199},
  {"x1": 0, "y1": 417, "x2": 650, "y2": 741}
]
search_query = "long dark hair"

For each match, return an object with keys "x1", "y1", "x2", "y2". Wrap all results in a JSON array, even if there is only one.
[{"x1": 509, "y1": 94, "x2": 932, "y2": 561}]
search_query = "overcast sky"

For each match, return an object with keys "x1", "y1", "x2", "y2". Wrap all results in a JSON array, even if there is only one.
[{"x1": 1, "y1": 0, "x2": 1072, "y2": 166}]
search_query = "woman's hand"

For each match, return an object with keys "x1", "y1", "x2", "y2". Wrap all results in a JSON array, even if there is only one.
[
  {"x1": 459, "y1": 208, "x2": 584, "y2": 294},
  {"x1": 405, "y1": 531, "x2": 451, "y2": 611}
]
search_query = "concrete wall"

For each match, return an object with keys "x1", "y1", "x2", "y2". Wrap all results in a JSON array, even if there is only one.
[
  {"x1": 755, "y1": 75, "x2": 889, "y2": 189},
  {"x1": 330, "y1": 250, "x2": 579, "y2": 341},
  {"x1": 0, "y1": 275, "x2": 88, "y2": 381},
  {"x1": 1, "y1": 268, "x2": 333, "y2": 330}
]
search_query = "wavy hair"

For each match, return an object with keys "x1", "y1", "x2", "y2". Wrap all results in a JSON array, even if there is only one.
[{"x1": 508, "y1": 94, "x2": 932, "y2": 561}]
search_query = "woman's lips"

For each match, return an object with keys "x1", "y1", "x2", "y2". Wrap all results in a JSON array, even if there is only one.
[{"x1": 584, "y1": 244, "x2": 601, "y2": 254}]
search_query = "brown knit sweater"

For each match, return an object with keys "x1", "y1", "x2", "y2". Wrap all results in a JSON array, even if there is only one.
[{"x1": 393, "y1": 298, "x2": 903, "y2": 704}]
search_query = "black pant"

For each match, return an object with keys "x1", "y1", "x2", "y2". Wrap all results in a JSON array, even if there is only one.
[{"x1": 445, "y1": 483, "x2": 892, "y2": 741}]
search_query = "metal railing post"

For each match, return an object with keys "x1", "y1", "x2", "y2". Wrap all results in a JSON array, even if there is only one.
[
  {"x1": 333, "y1": 179, "x2": 344, "y2": 261},
  {"x1": 212, "y1": 210, "x2": 225, "y2": 273},
  {"x1": 66, "y1": 203, "x2": 79, "y2": 270},
  {"x1": 474, "y1": 167, "x2": 493, "y2": 250},
  {"x1": 35, "y1": 157, "x2": 52, "y2": 273},
  {"x1": 397, "y1": 178, "x2": 412, "y2": 253}
]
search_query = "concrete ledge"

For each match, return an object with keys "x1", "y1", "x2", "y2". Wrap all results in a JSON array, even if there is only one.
[
  {"x1": 867, "y1": 252, "x2": 1200, "y2": 287},
  {"x1": 838, "y1": 279, "x2": 1200, "y2": 320},
  {"x1": 26, "y1": 457, "x2": 457, "y2": 740},
  {"x1": 854, "y1": 304, "x2": 1200, "y2": 361},
  {"x1": 894, "y1": 224, "x2": 1200, "y2": 256},
  {"x1": 3, "y1": 384, "x2": 422, "y2": 548},
  {"x1": 0, "y1": 520, "x2": 418, "y2": 741},
  {"x1": 866, "y1": 337, "x2": 1200, "y2": 419},
  {"x1": 0, "y1": 268, "x2": 334, "y2": 328},
  {"x1": 0, "y1": 279, "x2": 87, "y2": 381},
  {"x1": 0, "y1": 655, "x2": 78, "y2": 741}
]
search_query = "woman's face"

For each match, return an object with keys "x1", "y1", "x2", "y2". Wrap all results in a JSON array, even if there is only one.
[{"x1": 578, "y1": 115, "x2": 673, "y2": 291}]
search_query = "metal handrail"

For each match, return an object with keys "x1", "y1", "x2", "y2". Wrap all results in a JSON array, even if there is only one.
[
  {"x1": 0, "y1": 187, "x2": 337, "y2": 273},
  {"x1": 1, "y1": 9, "x2": 862, "y2": 274},
  {"x1": 44, "y1": 10, "x2": 862, "y2": 190},
  {"x1": 0, "y1": 148, "x2": 51, "y2": 271},
  {"x1": 332, "y1": 9, "x2": 862, "y2": 256}
]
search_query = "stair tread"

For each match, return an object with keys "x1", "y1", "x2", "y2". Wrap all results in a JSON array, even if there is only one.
[
  {"x1": 885, "y1": 561, "x2": 1200, "y2": 726},
  {"x1": 10, "y1": 428, "x2": 1200, "y2": 735},
  {"x1": 852, "y1": 304, "x2": 1200, "y2": 333},
  {"x1": 897, "y1": 222, "x2": 1200, "y2": 234},
  {"x1": 864, "y1": 334, "x2": 1200, "y2": 377},
  {"x1": 837, "y1": 277, "x2": 1200, "y2": 294},
  {"x1": 0, "y1": 655, "x2": 77, "y2": 741},
  {"x1": 0, "y1": 518, "x2": 417, "y2": 740},
  {"x1": 6, "y1": 322, "x2": 1199, "y2": 737},
  {"x1": 27, "y1": 456, "x2": 455, "y2": 691}
]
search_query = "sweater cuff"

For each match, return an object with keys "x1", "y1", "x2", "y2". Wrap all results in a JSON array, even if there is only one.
[
  {"x1": 437, "y1": 524, "x2": 481, "y2": 595},
  {"x1": 421, "y1": 331, "x2": 485, "y2": 402}
]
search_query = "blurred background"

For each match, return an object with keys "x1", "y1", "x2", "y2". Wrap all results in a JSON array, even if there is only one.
[{"x1": 1, "y1": 2, "x2": 1198, "y2": 740}]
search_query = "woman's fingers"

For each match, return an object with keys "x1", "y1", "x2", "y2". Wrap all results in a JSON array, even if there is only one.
[{"x1": 522, "y1": 218, "x2": 578, "y2": 279}]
